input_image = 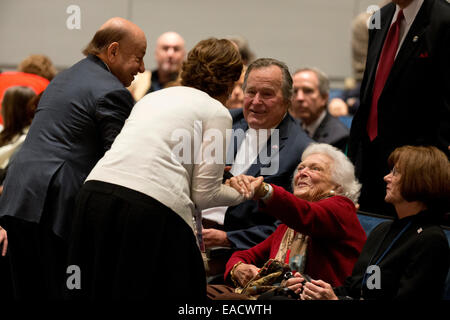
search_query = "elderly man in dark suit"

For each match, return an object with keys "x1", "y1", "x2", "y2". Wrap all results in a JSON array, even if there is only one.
[
  {"x1": 0, "y1": 17, "x2": 146, "y2": 299},
  {"x1": 348, "y1": 0, "x2": 450, "y2": 217},
  {"x1": 289, "y1": 68, "x2": 350, "y2": 151},
  {"x1": 202, "y1": 58, "x2": 312, "y2": 252}
]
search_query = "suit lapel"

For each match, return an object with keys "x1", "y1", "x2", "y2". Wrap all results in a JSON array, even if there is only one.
[
  {"x1": 312, "y1": 113, "x2": 328, "y2": 140},
  {"x1": 227, "y1": 116, "x2": 248, "y2": 166}
]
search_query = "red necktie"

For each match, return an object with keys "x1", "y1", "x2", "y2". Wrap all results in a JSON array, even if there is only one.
[{"x1": 367, "y1": 10, "x2": 404, "y2": 141}]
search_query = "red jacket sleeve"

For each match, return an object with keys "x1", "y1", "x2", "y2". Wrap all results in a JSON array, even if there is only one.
[
  {"x1": 259, "y1": 185, "x2": 360, "y2": 240},
  {"x1": 224, "y1": 224, "x2": 288, "y2": 282}
]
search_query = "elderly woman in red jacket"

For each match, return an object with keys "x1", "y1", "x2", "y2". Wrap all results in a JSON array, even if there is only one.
[{"x1": 225, "y1": 143, "x2": 366, "y2": 290}]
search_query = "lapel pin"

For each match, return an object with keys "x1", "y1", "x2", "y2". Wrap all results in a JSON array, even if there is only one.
[
  {"x1": 417, "y1": 227, "x2": 423, "y2": 234},
  {"x1": 413, "y1": 36, "x2": 419, "y2": 42}
]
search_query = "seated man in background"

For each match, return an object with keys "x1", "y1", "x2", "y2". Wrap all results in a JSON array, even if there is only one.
[
  {"x1": 289, "y1": 68, "x2": 349, "y2": 151},
  {"x1": 128, "y1": 31, "x2": 185, "y2": 101},
  {"x1": 202, "y1": 58, "x2": 312, "y2": 253}
]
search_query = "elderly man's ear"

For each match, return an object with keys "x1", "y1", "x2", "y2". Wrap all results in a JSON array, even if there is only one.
[{"x1": 107, "y1": 42, "x2": 120, "y2": 61}]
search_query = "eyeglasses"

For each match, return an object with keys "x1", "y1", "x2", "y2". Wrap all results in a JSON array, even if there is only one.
[{"x1": 390, "y1": 167, "x2": 399, "y2": 176}]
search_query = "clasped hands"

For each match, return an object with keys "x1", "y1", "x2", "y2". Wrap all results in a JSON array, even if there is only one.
[{"x1": 225, "y1": 174, "x2": 265, "y2": 200}]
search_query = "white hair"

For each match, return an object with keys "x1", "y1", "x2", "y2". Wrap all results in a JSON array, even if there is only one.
[{"x1": 297, "y1": 143, "x2": 361, "y2": 203}]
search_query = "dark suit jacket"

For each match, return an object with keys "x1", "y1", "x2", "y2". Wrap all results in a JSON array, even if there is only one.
[
  {"x1": 304, "y1": 112, "x2": 349, "y2": 151},
  {"x1": 224, "y1": 109, "x2": 312, "y2": 250},
  {"x1": 0, "y1": 55, "x2": 134, "y2": 239},
  {"x1": 348, "y1": 0, "x2": 450, "y2": 214}
]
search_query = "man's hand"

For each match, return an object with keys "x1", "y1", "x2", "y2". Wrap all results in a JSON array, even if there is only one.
[{"x1": 202, "y1": 228, "x2": 231, "y2": 248}]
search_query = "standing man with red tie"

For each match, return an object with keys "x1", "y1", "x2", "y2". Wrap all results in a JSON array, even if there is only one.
[{"x1": 348, "y1": 0, "x2": 450, "y2": 217}]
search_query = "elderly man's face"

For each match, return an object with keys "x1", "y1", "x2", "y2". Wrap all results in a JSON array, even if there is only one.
[
  {"x1": 291, "y1": 71, "x2": 328, "y2": 126},
  {"x1": 243, "y1": 65, "x2": 288, "y2": 129},
  {"x1": 155, "y1": 32, "x2": 185, "y2": 74},
  {"x1": 111, "y1": 33, "x2": 147, "y2": 87},
  {"x1": 293, "y1": 153, "x2": 337, "y2": 201}
]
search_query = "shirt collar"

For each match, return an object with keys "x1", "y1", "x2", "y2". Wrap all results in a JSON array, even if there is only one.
[{"x1": 394, "y1": 0, "x2": 424, "y2": 27}]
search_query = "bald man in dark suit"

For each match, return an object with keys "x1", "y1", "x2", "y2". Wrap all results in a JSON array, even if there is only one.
[{"x1": 0, "y1": 17, "x2": 147, "y2": 299}]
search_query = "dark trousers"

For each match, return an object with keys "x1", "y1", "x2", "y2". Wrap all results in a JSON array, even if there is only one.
[
  {"x1": 67, "y1": 180, "x2": 206, "y2": 300},
  {"x1": 1, "y1": 217, "x2": 67, "y2": 300}
]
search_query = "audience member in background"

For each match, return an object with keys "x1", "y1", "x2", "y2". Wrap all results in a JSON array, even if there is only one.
[
  {"x1": 227, "y1": 35, "x2": 255, "y2": 66},
  {"x1": 150, "y1": 31, "x2": 186, "y2": 92},
  {"x1": 348, "y1": 0, "x2": 450, "y2": 217},
  {"x1": 0, "y1": 86, "x2": 36, "y2": 300},
  {"x1": 17, "y1": 54, "x2": 57, "y2": 82},
  {"x1": 0, "y1": 54, "x2": 55, "y2": 124},
  {"x1": 328, "y1": 1, "x2": 390, "y2": 118},
  {"x1": 289, "y1": 68, "x2": 349, "y2": 151},
  {"x1": 0, "y1": 86, "x2": 36, "y2": 170},
  {"x1": 225, "y1": 143, "x2": 365, "y2": 298},
  {"x1": 0, "y1": 17, "x2": 147, "y2": 300},
  {"x1": 128, "y1": 31, "x2": 185, "y2": 101},
  {"x1": 294, "y1": 146, "x2": 449, "y2": 300},
  {"x1": 66, "y1": 38, "x2": 244, "y2": 300},
  {"x1": 202, "y1": 58, "x2": 312, "y2": 253},
  {"x1": 226, "y1": 65, "x2": 246, "y2": 109}
]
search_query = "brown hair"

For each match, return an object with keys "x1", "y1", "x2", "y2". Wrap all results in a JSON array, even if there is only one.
[
  {"x1": 180, "y1": 38, "x2": 243, "y2": 98},
  {"x1": 82, "y1": 27, "x2": 128, "y2": 56},
  {"x1": 18, "y1": 54, "x2": 56, "y2": 81},
  {"x1": 388, "y1": 146, "x2": 450, "y2": 212},
  {"x1": 0, "y1": 86, "x2": 36, "y2": 147}
]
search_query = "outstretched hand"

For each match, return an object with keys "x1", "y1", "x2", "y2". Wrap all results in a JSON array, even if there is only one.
[{"x1": 226, "y1": 175, "x2": 264, "y2": 200}]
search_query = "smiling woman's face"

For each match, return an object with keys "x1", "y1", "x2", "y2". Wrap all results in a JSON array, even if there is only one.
[{"x1": 293, "y1": 153, "x2": 338, "y2": 201}]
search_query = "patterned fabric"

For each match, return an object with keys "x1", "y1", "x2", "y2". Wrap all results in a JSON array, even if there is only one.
[
  {"x1": 275, "y1": 228, "x2": 309, "y2": 274},
  {"x1": 235, "y1": 259, "x2": 292, "y2": 299}
]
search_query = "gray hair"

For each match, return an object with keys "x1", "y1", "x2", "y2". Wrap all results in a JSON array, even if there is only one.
[
  {"x1": 295, "y1": 143, "x2": 361, "y2": 203},
  {"x1": 293, "y1": 67, "x2": 330, "y2": 98},
  {"x1": 243, "y1": 58, "x2": 293, "y2": 105}
]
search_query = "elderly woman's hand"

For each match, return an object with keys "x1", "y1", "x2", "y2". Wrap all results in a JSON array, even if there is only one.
[
  {"x1": 227, "y1": 175, "x2": 264, "y2": 200},
  {"x1": 232, "y1": 262, "x2": 259, "y2": 287},
  {"x1": 0, "y1": 225, "x2": 8, "y2": 256},
  {"x1": 300, "y1": 279, "x2": 339, "y2": 300},
  {"x1": 283, "y1": 273, "x2": 304, "y2": 296}
]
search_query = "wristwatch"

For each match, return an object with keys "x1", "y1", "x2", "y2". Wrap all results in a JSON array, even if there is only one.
[{"x1": 258, "y1": 182, "x2": 272, "y2": 200}]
